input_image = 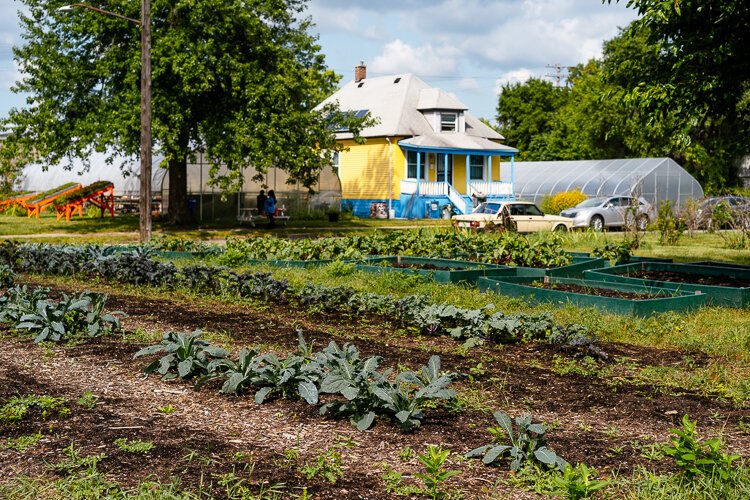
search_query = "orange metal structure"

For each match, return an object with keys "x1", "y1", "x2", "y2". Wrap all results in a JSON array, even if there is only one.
[
  {"x1": 25, "y1": 184, "x2": 83, "y2": 218},
  {"x1": 55, "y1": 183, "x2": 115, "y2": 222},
  {"x1": 0, "y1": 192, "x2": 39, "y2": 209}
]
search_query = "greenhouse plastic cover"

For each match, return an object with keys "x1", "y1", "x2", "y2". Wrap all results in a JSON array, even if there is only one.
[
  {"x1": 500, "y1": 158, "x2": 703, "y2": 209},
  {"x1": 18, "y1": 151, "x2": 167, "y2": 196}
]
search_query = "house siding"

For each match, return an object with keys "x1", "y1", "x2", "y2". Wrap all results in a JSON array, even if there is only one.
[{"x1": 338, "y1": 137, "x2": 405, "y2": 200}]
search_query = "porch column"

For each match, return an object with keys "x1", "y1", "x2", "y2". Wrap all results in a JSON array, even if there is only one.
[
  {"x1": 465, "y1": 154, "x2": 470, "y2": 196},
  {"x1": 444, "y1": 153, "x2": 449, "y2": 193},
  {"x1": 510, "y1": 154, "x2": 515, "y2": 200},
  {"x1": 416, "y1": 151, "x2": 421, "y2": 195}
]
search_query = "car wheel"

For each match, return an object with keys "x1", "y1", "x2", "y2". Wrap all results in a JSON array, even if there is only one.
[
  {"x1": 637, "y1": 215, "x2": 649, "y2": 231},
  {"x1": 553, "y1": 224, "x2": 568, "y2": 232},
  {"x1": 589, "y1": 215, "x2": 604, "y2": 231}
]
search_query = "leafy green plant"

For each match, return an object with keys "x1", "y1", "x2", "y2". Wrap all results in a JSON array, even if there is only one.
[
  {"x1": 300, "y1": 448, "x2": 344, "y2": 484},
  {"x1": 158, "y1": 404, "x2": 175, "y2": 414},
  {"x1": 49, "y1": 443, "x2": 106, "y2": 474},
  {"x1": 133, "y1": 330, "x2": 229, "y2": 380},
  {"x1": 373, "y1": 355, "x2": 459, "y2": 432},
  {"x1": 76, "y1": 391, "x2": 98, "y2": 410},
  {"x1": 4, "y1": 431, "x2": 43, "y2": 452},
  {"x1": 550, "y1": 463, "x2": 610, "y2": 499},
  {"x1": 114, "y1": 437, "x2": 154, "y2": 454},
  {"x1": 197, "y1": 347, "x2": 262, "y2": 395},
  {"x1": 592, "y1": 241, "x2": 635, "y2": 265},
  {"x1": 662, "y1": 415, "x2": 739, "y2": 481},
  {"x1": 466, "y1": 411, "x2": 568, "y2": 472},
  {"x1": 656, "y1": 200, "x2": 684, "y2": 246},
  {"x1": 0, "y1": 394, "x2": 68, "y2": 424},
  {"x1": 415, "y1": 445, "x2": 461, "y2": 500}
]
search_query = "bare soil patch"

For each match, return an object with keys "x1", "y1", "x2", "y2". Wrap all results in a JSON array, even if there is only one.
[{"x1": 628, "y1": 270, "x2": 750, "y2": 288}]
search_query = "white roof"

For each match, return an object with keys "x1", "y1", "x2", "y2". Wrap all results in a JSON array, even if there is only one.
[
  {"x1": 318, "y1": 73, "x2": 503, "y2": 142},
  {"x1": 400, "y1": 133, "x2": 516, "y2": 152}
]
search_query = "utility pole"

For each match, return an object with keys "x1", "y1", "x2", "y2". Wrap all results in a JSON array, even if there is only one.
[{"x1": 545, "y1": 64, "x2": 569, "y2": 87}]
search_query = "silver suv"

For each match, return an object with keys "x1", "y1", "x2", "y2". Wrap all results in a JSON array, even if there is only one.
[{"x1": 560, "y1": 196, "x2": 652, "y2": 231}]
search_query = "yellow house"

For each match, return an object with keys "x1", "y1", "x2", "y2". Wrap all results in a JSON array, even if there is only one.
[{"x1": 319, "y1": 64, "x2": 518, "y2": 218}]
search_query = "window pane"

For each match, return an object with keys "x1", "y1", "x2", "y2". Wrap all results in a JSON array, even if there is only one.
[
  {"x1": 470, "y1": 156, "x2": 484, "y2": 180},
  {"x1": 407, "y1": 151, "x2": 426, "y2": 179},
  {"x1": 440, "y1": 113, "x2": 457, "y2": 132}
]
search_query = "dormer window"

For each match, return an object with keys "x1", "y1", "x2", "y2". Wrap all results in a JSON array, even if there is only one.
[{"x1": 440, "y1": 113, "x2": 457, "y2": 132}]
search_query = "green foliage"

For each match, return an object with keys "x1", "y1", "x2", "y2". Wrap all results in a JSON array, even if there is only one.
[
  {"x1": 300, "y1": 448, "x2": 344, "y2": 484},
  {"x1": 0, "y1": 394, "x2": 68, "y2": 424},
  {"x1": 656, "y1": 200, "x2": 684, "y2": 246},
  {"x1": 592, "y1": 240, "x2": 635, "y2": 265},
  {"x1": 415, "y1": 445, "x2": 461, "y2": 500},
  {"x1": 53, "y1": 181, "x2": 113, "y2": 207},
  {"x1": 76, "y1": 391, "x2": 98, "y2": 410},
  {"x1": 466, "y1": 411, "x2": 568, "y2": 472},
  {"x1": 3, "y1": 431, "x2": 43, "y2": 452},
  {"x1": 3, "y1": 0, "x2": 373, "y2": 222},
  {"x1": 22, "y1": 183, "x2": 79, "y2": 205},
  {"x1": 113, "y1": 437, "x2": 154, "y2": 454},
  {"x1": 49, "y1": 443, "x2": 106, "y2": 475},
  {"x1": 0, "y1": 264, "x2": 15, "y2": 288},
  {"x1": 550, "y1": 463, "x2": 610, "y2": 499},
  {"x1": 14, "y1": 291, "x2": 123, "y2": 343},
  {"x1": 134, "y1": 330, "x2": 229, "y2": 380},
  {"x1": 662, "y1": 415, "x2": 740, "y2": 481}
]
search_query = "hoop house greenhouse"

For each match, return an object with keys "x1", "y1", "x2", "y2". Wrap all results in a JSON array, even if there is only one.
[{"x1": 501, "y1": 158, "x2": 703, "y2": 210}]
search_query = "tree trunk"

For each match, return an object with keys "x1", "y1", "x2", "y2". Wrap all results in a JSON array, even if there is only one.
[{"x1": 167, "y1": 156, "x2": 189, "y2": 224}]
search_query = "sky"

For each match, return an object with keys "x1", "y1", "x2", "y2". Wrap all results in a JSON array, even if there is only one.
[{"x1": 0, "y1": 0, "x2": 638, "y2": 123}]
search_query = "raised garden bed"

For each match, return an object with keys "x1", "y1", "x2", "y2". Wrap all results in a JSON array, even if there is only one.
[
  {"x1": 246, "y1": 258, "x2": 337, "y2": 268},
  {"x1": 356, "y1": 256, "x2": 515, "y2": 284},
  {"x1": 585, "y1": 262, "x2": 750, "y2": 307},
  {"x1": 478, "y1": 276, "x2": 707, "y2": 316}
]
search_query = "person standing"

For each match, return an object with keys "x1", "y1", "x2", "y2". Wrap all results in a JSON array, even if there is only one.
[
  {"x1": 256, "y1": 190, "x2": 267, "y2": 215},
  {"x1": 264, "y1": 190, "x2": 277, "y2": 228}
]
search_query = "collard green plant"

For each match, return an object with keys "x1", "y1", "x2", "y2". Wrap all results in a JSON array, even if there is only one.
[
  {"x1": 134, "y1": 331, "x2": 229, "y2": 380},
  {"x1": 466, "y1": 411, "x2": 568, "y2": 472}
]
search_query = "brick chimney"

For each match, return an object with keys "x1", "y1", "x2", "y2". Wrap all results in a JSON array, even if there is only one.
[{"x1": 354, "y1": 61, "x2": 367, "y2": 82}]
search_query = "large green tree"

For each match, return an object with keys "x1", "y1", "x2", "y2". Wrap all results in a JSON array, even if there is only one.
[
  {"x1": 2, "y1": 0, "x2": 364, "y2": 222},
  {"x1": 608, "y1": 0, "x2": 750, "y2": 189},
  {"x1": 496, "y1": 78, "x2": 568, "y2": 160}
]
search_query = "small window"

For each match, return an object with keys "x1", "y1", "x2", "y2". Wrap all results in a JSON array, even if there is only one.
[
  {"x1": 440, "y1": 113, "x2": 457, "y2": 132},
  {"x1": 406, "y1": 151, "x2": 427, "y2": 180},
  {"x1": 470, "y1": 156, "x2": 484, "y2": 180}
]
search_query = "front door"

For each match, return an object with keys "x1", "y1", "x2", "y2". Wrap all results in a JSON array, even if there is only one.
[{"x1": 436, "y1": 154, "x2": 453, "y2": 185}]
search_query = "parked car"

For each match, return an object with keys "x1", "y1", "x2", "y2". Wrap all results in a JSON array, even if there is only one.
[
  {"x1": 452, "y1": 201, "x2": 573, "y2": 232},
  {"x1": 560, "y1": 196, "x2": 652, "y2": 231},
  {"x1": 696, "y1": 196, "x2": 750, "y2": 229}
]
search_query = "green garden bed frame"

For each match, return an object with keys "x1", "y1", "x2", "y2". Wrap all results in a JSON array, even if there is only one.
[
  {"x1": 584, "y1": 262, "x2": 750, "y2": 307},
  {"x1": 477, "y1": 276, "x2": 707, "y2": 316},
  {"x1": 356, "y1": 256, "x2": 515, "y2": 284}
]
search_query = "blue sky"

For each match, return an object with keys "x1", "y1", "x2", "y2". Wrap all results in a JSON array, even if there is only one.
[{"x1": 0, "y1": 0, "x2": 638, "y2": 123}]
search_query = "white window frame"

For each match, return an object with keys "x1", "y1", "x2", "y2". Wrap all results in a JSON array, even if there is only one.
[{"x1": 440, "y1": 113, "x2": 457, "y2": 132}]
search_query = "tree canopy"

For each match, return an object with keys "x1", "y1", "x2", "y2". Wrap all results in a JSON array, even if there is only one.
[
  {"x1": 2, "y1": 0, "x2": 366, "y2": 222},
  {"x1": 497, "y1": 2, "x2": 750, "y2": 192}
]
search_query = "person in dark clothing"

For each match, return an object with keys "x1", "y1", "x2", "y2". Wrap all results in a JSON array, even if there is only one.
[
  {"x1": 256, "y1": 190, "x2": 267, "y2": 215},
  {"x1": 264, "y1": 190, "x2": 277, "y2": 228}
]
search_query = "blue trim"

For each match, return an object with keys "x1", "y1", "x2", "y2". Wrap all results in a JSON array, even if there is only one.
[{"x1": 398, "y1": 141, "x2": 518, "y2": 156}]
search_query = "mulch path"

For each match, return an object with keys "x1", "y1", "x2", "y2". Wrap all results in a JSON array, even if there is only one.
[{"x1": 1, "y1": 279, "x2": 749, "y2": 498}]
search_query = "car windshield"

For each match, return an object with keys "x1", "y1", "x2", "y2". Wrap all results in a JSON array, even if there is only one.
[
  {"x1": 473, "y1": 202, "x2": 503, "y2": 214},
  {"x1": 575, "y1": 198, "x2": 606, "y2": 208}
]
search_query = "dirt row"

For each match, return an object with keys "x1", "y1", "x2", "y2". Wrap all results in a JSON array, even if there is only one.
[{"x1": 1, "y1": 280, "x2": 748, "y2": 498}]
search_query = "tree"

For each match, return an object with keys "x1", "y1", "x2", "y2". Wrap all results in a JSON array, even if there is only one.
[
  {"x1": 2, "y1": 0, "x2": 367, "y2": 223},
  {"x1": 496, "y1": 78, "x2": 568, "y2": 159},
  {"x1": 607, "y1": 0, "x2": 750, "y2": 189}
]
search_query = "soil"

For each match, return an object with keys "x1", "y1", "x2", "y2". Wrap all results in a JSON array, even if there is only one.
[
  {"x1": 628, "y1": 270, "x2": 750, "y2": 288},
  {"x1": 531, "y1": 281, "x2": 665, "y2": 300},
  {"x1": 2, "y1": 278, "x2": 749, "y2": 498}
]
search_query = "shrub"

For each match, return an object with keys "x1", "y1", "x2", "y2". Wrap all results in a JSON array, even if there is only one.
[{"x1": 542, "y1": 190, "x2": 588, "y2": 215}]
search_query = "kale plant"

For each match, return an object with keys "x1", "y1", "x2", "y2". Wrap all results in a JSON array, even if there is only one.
[
  {"x1": 228, "y1": 271, "x2": 290, "y2": 301},
  {"x1": 134, "y1": 331, "x2": 229, "y2": 380}
]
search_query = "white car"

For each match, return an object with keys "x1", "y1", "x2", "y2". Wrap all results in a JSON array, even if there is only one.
[{"x1": 452, "y1": 201, "x2": 573, "y2": 232}]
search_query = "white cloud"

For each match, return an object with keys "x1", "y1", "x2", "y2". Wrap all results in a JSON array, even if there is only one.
[
  {"x1": 495, "y1": 68, "x2": 536, "y2": 93},
  {"x1": 370, "y1": 40, "x2": 460, "y2": 76}
]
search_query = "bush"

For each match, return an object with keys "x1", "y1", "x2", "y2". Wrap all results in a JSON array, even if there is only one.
[{"x1": 541, "y1": 190, "x2": 588, "y2": 215}]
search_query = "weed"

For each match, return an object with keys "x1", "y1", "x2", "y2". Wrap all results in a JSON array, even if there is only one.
[
  {"x1": 49, "y1": 443, "x2": 106, "y2": 474},
  {"x1": 399, "y1": 446, "x2": 415, "y2": 462},
  {"x1": 416, "y1": 445, "x2": 461, "y2": 500},
  {"x1": 0, "y1": 394, "x2": 68, "y2": 424},
  {"x1": 551, "y1": 463, "x2": 610, "y2": 499},
  {"x1": 4, "y1": 431, "x2": 43, "y2": 452},
  {"x1": 381, "y1": 464, "x2": 424, "y2": 496},
  {"x1": 662, "y1": 415, "x2": 739, "y2": 481},
  {"x1": 158, "y1": 404, "x2": 175, "y2": 414},
  {"x1": 76, "y1": 391, "x2": 98, "y2": 410},
  {"x1": 300, "y1": 448, "x2": 344, "y2": 484},
  {"x1": 114, "y1": 437, "x2": 155, "y2": 454}
]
